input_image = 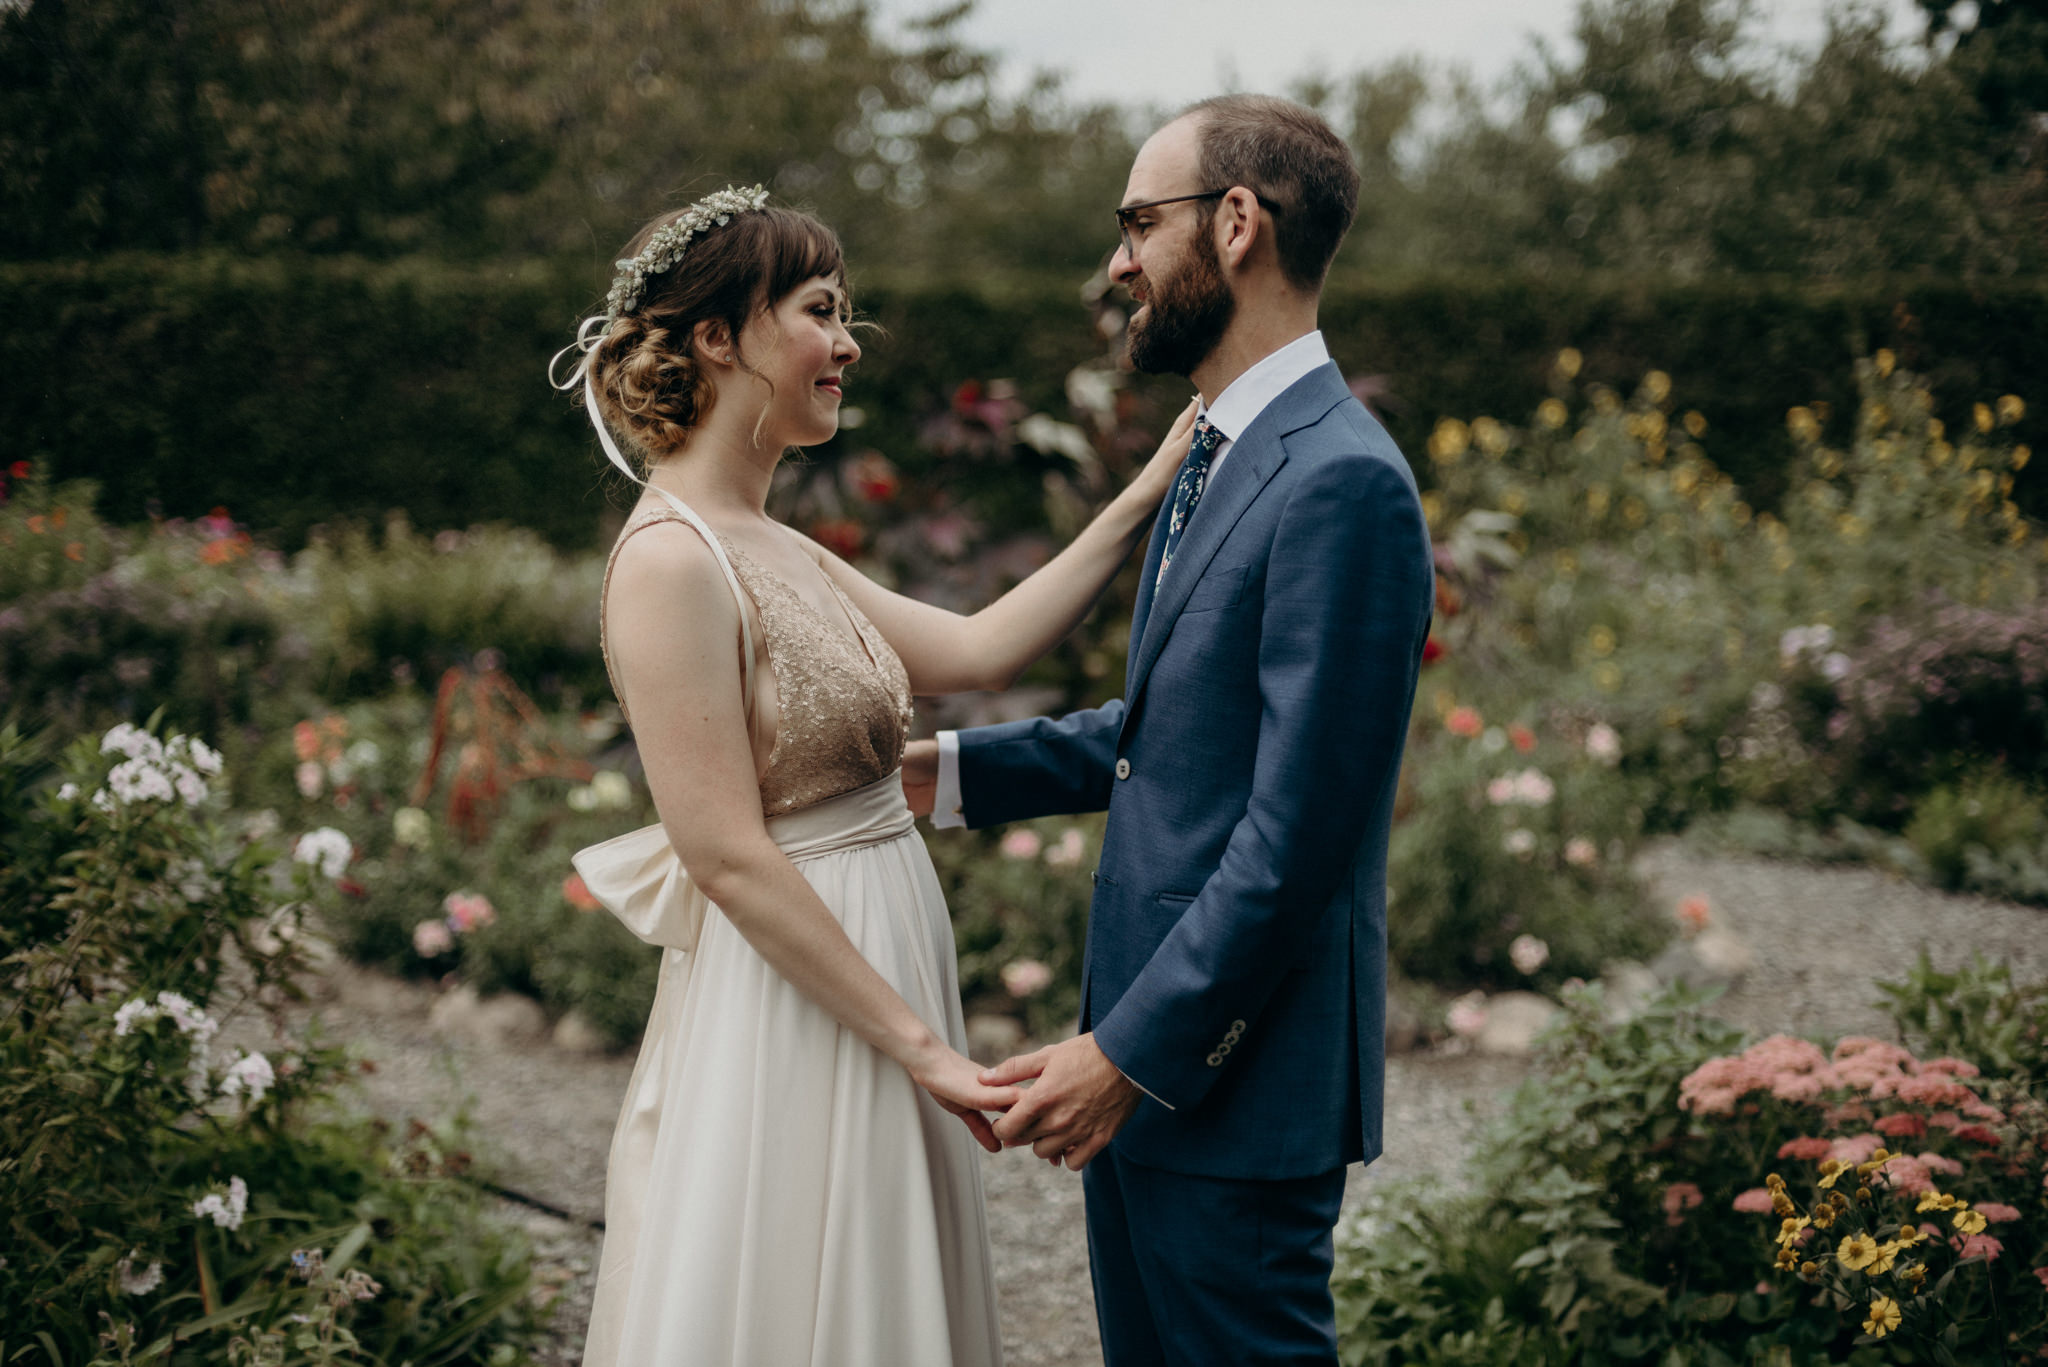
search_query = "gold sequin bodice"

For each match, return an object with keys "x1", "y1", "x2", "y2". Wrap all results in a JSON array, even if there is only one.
[{"x1": 601, "y1": 509, "x2": 913, "y2": 817}]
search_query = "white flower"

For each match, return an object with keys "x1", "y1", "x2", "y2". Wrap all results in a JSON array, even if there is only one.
[
  {"x1": 220, "y1": 1050, "x2": 275, "y2": 1103},
  {"x1": 293, "y1": 827, "x2": 353, "y2": 879},
  {"x1": 590, "y1": 771, "x2": 634, "y2": 810},
  {"x1": 1564, "y1": 837, "x2": 1599, "y2": 867},
  {"x1": 605, "y1": 185, "x2": 770, "y2": 320},
  {"x1": 1479, "y1": 726, "x2": 1508, "y2": 754},
  {"x1": 113, "y1": 998, "x2": 160, "y2": 1037},
  {"x1": 1821, "y1": 651, "x2": 1852, "y2": 681},
  {"x1": 106, "y1": 758, "x2": 175, "y2": 805},
  {"x1": 566, "y1": 785, "x2": 598, "y2": 813},
  {"x1": 412, "y1": 919, "x2": 455, "y2": 957},
  {"x1": 115, "y1": 1252, "x2": 164, "y2": 1296},
  {"x1": 101, "y1": 723, "x2": 162, "y2": 762},
  {"x1": 56, "y1": 782, "x2": 79, "y2": 802},
  {"x1": 344, "y1": 740, "x2": 382, "y2": 770},
  {"x1": 1000, "y1": 958, "x2": 1053, "y2": 997},
  {"x1": 1508, "y1": 933, "x2": 1551, "y2": 975},
  {"x1": 1503, "y1": 828, "x2": 1537, "y2": 856},
  {"x1": 191, "y1": 1176, "x2": 248, "y2": 1230},
  {"x1": 392, "y1": 806, "x2": 432, "y2": 849},
  {"x1": 294, "y1": 760, "x2": 324, "y2": 799},
  {"x1": 182, "y1": 737, "x2": 224, "y2": 776},
  {"x1": 1779, "y1": 623, "x2": 1834, "y2": 662},
  {"x1": 1486, "y1": 777, "x2": 1517, "y2": 806},
  {"x1": 1584, "y1": 723, "x2": 1622, "y2": 765},
  {"x1": 1511, "y1": 768, "x2": 1555, "y2": 806},
  {"x1": 243, "y1": 808, "x2": 280, "y2": 840},
  {"x1": 154, "y1": 990, "x2": 217, "y2": 1044},
  {"x1": 169, "y1": 763, "x2": 208, "y2": 807}
]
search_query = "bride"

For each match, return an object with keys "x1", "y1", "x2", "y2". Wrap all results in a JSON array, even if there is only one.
[{"x1": 553, "y1": 186, "x2": 1191, "y2": 1366}]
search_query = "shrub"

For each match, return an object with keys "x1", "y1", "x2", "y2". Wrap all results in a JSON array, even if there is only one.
[
  {"x1": 1904, "y1": 769, "x2": 2048, "y2": 892},
  {"x1": 0, "y1": 719, "x2": 543, "y2": 1364},
  {"x1": 1332, "y1": 977, "x2": 2048, "y2": 1365}
]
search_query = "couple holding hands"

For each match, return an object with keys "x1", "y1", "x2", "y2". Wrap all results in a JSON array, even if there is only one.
[{"x1": 557, "y1": 92, "x2": 1434, "y2": 1367}]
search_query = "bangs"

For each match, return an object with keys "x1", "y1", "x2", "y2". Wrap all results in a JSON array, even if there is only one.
[{"x1": 755, "y1": 207, "x2": 848, "y2": 310}]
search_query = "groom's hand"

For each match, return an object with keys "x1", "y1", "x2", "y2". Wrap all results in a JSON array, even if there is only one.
[
  {"x1": 982, "y1": 1033, "x2": 1140, "y2": 1171},
  {"x1": 901, "y1": 739, "x2": 938, "y2": 817}
]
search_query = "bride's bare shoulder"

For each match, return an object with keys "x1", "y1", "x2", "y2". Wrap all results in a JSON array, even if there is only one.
[{"x1": 607, "y1": 517, "x2": 738, "y2": 623}]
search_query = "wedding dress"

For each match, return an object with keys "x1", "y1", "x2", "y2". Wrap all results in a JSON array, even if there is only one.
[{"x1": 573, "y1": 488, "x2": 1002, "y2": 1366}]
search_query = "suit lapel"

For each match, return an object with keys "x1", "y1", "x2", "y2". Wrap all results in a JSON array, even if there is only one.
[
  {"x1": 1125, "y1": 492, "x2": 1173, "y2": 698},
  {"x1": 1124, "y1": 363, "x2": 1352, "y2": 709}
]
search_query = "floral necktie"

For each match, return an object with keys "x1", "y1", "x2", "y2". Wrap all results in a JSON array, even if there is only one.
[{"x1": 1156, "y1": 415, "x2": 1223, "y2": 589}]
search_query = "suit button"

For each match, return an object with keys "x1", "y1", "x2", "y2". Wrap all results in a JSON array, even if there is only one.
[
  {"x1": 1217, "y1": 1041, "x2": 1233, "y2": 1056},
  {"x1": 1114, "y1": 758, "x2": 1132, "y2": 780},
  {"x1": 1206, "y1": 1052, "x2": 1223, "y2": 1067},
  {"x1": 1230, "y1": 1019, "x2": 1246, "y2": 1032}
]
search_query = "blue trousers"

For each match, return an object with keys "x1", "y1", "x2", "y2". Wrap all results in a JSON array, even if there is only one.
[{"x1": 1082, "y1": 1147, "x2": 1348, "y2": 1367}]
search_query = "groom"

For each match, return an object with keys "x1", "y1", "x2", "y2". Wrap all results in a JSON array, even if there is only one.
[{"x1": 906, "y1": 94, "x2": 1433, "y2": 1365}]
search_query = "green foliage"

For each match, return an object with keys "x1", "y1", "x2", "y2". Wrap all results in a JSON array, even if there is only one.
[
  {"x1": 1904, "y1": 770, "x2": 2048, "y2": 892},
  {"x1": 1878, "y1": 950, "x2": 2048, "y2": 1086},
  {"x1": 1334, "y1": 979, "x2": 2048, "y2": 1362},
  {"x1": 0, "y1": 718, "x2": 542, "y2": 1363}
]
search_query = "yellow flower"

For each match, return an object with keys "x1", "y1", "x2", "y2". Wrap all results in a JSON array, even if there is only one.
[
  {"x1": 1683, "y1": 410, "x2": 1708, "y2": 438},
  {"x1": 1953, "y1": 1208, "x2": 1987, "y2": 1235},
  {"x1": 1586, "y1": 484, "x2": 1611, "y2": 518},
  {"x1": 1537, "y1": 398, "x2": 1568, "y2": 430},
  {"x1": 1419, "y1": 491, "x2": 1444, "y2": 530},
  {"x1": 1818, "y1": 1159, "x2": 1847, "y2": 1190},
  {"x1": 1997, "y1": 394, "x2": 2025, "y2": 425},
  {"x1": 1776, "y1": 1216, "x2": 1811, "y2": 1248},
  {"x1": 1874, "y1": 349, "x2": 1896, "y2": 378},
  {"x1": 1774, "y1": 1246, "x2": 1799, "y2": 1271},
  {"x1": 1644, "y1": 370, "x2": 1672, "y2": 405},
  {"x1": 1838, "y1": 1232, "x2": 1881, "y2": 1270},
  {"x1": 1895, "y1": 1224, "x2": 1926, "y2": 1247},
  {"x1": 1914, "y1": 1191, "x2": 1956, "y2": 1213},
  {"x1": 1864, "y1": 1295, "x2": 1901, "y2": 1338},
  {"x1": 1556, "y1": 347, "x2": 1582, "y2": 380},
  {"x1": 1810, "y1": 1202, "x2": 1837, "y2": 1228},
  {"x1": 1787, "y1": 406, "x2": 1821, "y2": 441},
  {"x1": 1428, "y1": 418, "x2": 1470, "y2": 463},
  {"x1": 1588, "y1": 625, "x2": 1617, "y2": 657},
  {"x1": 2015, "y1": 444, "x2": 2032, "y2": 471},
  {"x1": 1869, "y1": 1241, "x2": 1900, "y2": 1275},
  {"x1": 1975, "y1": 402, "x2": 1994, "y2": 434},
  {"x1": 1855, "y1": 1149, "x2": 1892, "y2": 1178},
  {"x1": 1472, "y1": 416, "x2": 1511, "y2": 456},
  {"x1": 1927, "y1": 417, "x2": 1945, "y2": 439},
  {"x1": 1592, "y1": 662, "x2": 1623, "y2": 693}
]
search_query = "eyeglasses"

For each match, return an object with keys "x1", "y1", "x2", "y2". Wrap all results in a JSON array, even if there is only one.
[{"x1": 1114, "y1": 188, "x2": 1279, "y2": 257}]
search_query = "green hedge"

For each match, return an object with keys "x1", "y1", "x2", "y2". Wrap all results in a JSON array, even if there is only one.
[{"x1": 5, "y1": 255, "x2": 2043, "y2": 545}]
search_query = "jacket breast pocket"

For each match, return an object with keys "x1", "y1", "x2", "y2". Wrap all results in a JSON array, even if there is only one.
[{"x1": 1181, "y1": 562, "x2": 1249, "y2": 614}]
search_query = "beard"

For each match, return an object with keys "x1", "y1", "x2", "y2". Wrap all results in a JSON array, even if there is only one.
[{"x1": 1125, "y1": 233, "x2": 1235, "y2": 377}]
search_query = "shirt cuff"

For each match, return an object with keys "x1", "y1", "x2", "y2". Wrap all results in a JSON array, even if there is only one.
[{"x1": 931, "y1": 730, "x2": 967, "y2": 829}]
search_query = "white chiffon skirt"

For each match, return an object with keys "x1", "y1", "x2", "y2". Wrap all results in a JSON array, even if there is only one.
[{"x1": 573, "y1": 773, "x2": 1003, "y2": 1367}]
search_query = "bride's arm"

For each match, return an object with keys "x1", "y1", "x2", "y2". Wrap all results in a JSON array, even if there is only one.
[
  {"x1": 803, "y1": 400, "x2": 1198, "y2": 695},
  {"x1": 606, "y1": 524, "x2": 1018, "y2": 1146}
]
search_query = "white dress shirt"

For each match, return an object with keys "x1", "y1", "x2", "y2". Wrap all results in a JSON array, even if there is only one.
[{"x1": 930, "y1": 330, "x2": 1332, "y2": 828}]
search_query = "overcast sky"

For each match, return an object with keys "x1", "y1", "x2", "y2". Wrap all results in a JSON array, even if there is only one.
[{"x1": 866, "y1": 0, "x2": 1929, "y2": 113}]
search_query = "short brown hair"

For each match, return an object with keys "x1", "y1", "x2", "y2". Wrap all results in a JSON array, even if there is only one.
[
  {"x1": 589, "y1": 202, "x2": 847, "y2": 464},
  {"x1": 1179, "y1": 95, "x2": 1359, "y2": 291}
]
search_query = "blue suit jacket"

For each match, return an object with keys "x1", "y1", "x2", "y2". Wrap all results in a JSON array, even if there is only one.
[{"x1": 955, "y1": 362, "x2": 1434, "y2": 1180}]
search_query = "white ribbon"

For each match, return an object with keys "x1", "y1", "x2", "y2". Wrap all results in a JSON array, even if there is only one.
[{"x1": 549, "y1": 314, "x2": 643, "y2": 485}]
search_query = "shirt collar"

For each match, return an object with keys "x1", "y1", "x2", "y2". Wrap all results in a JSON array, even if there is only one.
[{"x1": 1199, "y1": 330, "x2": 1331, "y2": 443}]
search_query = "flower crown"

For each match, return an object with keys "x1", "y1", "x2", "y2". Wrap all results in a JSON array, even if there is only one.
[{"x1": 603, "y1": 184, "x2": 771, "y2": 323}]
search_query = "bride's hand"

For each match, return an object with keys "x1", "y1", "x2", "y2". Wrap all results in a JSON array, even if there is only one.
[
  {"x1": 1131, "y1": 398, "x2": 1202, "y2": 505},
  {"x1": 910, "y1": 1045, "x2": 1021, "y2": 1154}
]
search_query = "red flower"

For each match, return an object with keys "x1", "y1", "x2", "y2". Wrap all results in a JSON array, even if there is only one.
[
  {"x1": 1949, "y1": 1123, "x2": 2002, "y2": 1146},
  {"x1": 848, "y1": 451, "x2": 900, "y2": 503},
  {"x1": 1874, "y1": 1112, "x2": 1928, "y2": 1138},
  {"x1": 952, "y1": 380, "x2": 983, "y2": 415},
  {"x1": 809, "y1": 518, "x2": 865, "y2": 559},
  {"x1": 336, "y1": 877, "x2": 368, "y2": 899},
  {"x1": 8, "y1": 460, "x2": 28, "y2": 479},
  {"x1": 1445, "y1": 706, "x2": 1483, "y2": 737},
  {"x1": 1421, "y1": 638, "x2": 1445, "y2": 665},
  {"x1": 562, "y1": 872, "x2": 602, "y2": 912},
  {"x1": 1508, "y1": 724, "x2": 1536, "y2": 753}
]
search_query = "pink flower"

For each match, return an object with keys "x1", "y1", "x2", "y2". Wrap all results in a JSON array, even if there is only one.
[
  {"x1": 1000, "y1": 958, "x2": 1053, "y2": 998},
  {"x1": 1951, "y1": 1233, "x2": 2004, "y2": 1262},
  {"x1": 1563, "y1": 837, "x2": 1598, "y2": 867},
  {"x1": 1508, "y1": 725, "x2": 1536, "y2": 753},
  {"x1": 1777, "y1": 1137, "x2": 1834, "y2": 1161},
  {"x1": 999, "y1": 829, "x2": 1043, "y2": 860},
  {"x1": 1675, "y1": 895, "x2": 1711, "y2": 936},
  {"x1": 1043, "y1": 828, "x2": 1087, "y2": 868},
  {"x1": 1732, "y1": 1188, "x2": 1777, "y2": 1213},
  {"x1": 1584, "y1": 722, "x2": 1621, "y2": 764},
  {"x1": 1486, "y1": 777, "x2": 1517, "y2": 806},
  {"x1": 2034, "y1": 1266, "x2": 2048, "y2": 1290},
  {"x1": 442, "y1": 892, "x2": 495, "y2": 933},
  {"x1": 1446, "y1": 991, "x2": 1488, "y2": 1038},
  {"x1": 1874, "y1": 1112, "x2": 1928, "y2": 1139},
  {"x1": 1917, "y1": 1057, "x2": 1981, "y2": 1078},
  {"x1": 1662, "y1": 1182, "x2": 1704, "y2": 1226},
  {"x1": 295, "y1": 760, "x2": 324, "y2": 799},
  {"x1": 1874, "y1": 1155, "x2": 1933, "y2": 1196},
  {"x1": 1508, "y1": 934, "x2": 1550, "y2": 975},
  {"x1": 1885, "y1": 1075, "x2": 1979, "y2": 1108},
  {"x1": 561, "y1": 873, "x2": 602, "y2": 912},
  {"x1": 1511, "y1": 768, "x2": 1555, "y2": 805},
  {"x1": 1917, "y1": 1152, "x2": 1963, "y2": 1176},
  {"x1": 1974, "y1": 1202, "x2": 2021, "y2": 1223},
  {"x1": 1828, "y1": 1134, "x2": 1886, "y2": 1164},
  {"x1": 412, "y1": 920, "x2": 454, "y2": 958},
  {"x1": 1949, "y1": 1124, "x2": 2002, "y2": 1147},
  {"x1": 1446, "y1": 706, "x2": 1484, "y2": 738}
]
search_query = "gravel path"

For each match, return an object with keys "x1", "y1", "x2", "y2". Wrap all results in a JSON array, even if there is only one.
[{"x1": 289, "y1": 839, "x2": 2045, "y2": 1367}]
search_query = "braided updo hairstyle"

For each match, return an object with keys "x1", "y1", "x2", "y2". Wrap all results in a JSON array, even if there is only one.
[{"x1": 588, "y1": 202, "x2": 849, "y2": 468}]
